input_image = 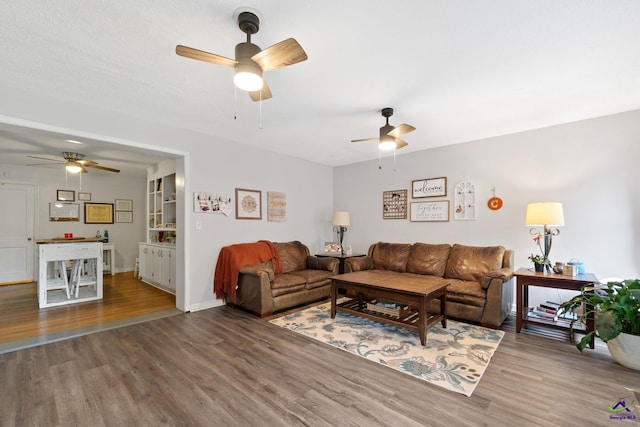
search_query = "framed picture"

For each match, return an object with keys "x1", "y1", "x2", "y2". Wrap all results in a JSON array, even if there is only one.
[
  {"x1": 56, "y1": 189, "x2": 75, "y2": 202},
  {"x1": 235, "y1": 188, "x2": 262, "y2": 220},
  {"x1": 324, "y1": 242, "x2": 342, "y2": 253},
  {"x1": 49, "y1": 202, "x2": 80, "y2": 222},
  {"x1": 412, "y1": 177, "x2": 447, "y2": 198},
  {"x1": 115, "y1": 211, "x2": 133, "y2": 223},
  {"x1": 115, "y1": 199, "x2": 133, "y2": 211},
  {"x1": 78, "y1": 192, "x2": 91, "y2": 201},
  {"x1": 383, "y1": 189, "x2": 407, "y2": 219},
  {"x1": 267, "y1": 191, "x2": 286, "y2": 222},
  {"x1": 84, "y1": 202, "x2": 114, "y2": 224},
  {"x1": 410, "y1": 201, "x2": 450, "y2": 222}
]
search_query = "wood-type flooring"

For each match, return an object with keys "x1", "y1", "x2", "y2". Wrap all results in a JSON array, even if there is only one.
[{"x1": 1, "y1": 300, "x2": 639, "y2": 426}]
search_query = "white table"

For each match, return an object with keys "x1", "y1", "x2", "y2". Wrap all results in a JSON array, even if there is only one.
[{"x1": 103, "y1": 243, "x2": 115, "y2": 275}]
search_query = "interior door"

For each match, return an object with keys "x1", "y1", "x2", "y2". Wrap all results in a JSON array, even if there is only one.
[{"x1": 0, "y1": 182, "x2": 35, "y2": 284}]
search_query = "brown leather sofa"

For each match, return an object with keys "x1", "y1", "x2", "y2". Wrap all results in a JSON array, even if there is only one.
[
  {"x1": 344, "y1": 242, "x2": 514, "y2": 328},
  {"x1": 228, "y1": 241, "x2": 339, "y2": 317}
]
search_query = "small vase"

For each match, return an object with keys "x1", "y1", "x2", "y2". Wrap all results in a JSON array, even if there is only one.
[{"x1": 534, "y1": 263, "x2": 545, "y2": 273}]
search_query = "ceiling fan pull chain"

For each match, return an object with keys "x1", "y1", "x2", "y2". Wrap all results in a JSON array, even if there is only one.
[
  {"x1": 393, "y1": 149, "x2": 397, "y2": 172},
  {"x1": 234, "y1": 86, "x2": 238, "y2": 120},
  {"x1": 258, "y1": 92, "x2": 263, "y2": 129},
  {"x1": 378, "y1": 149, "x2": 382, "y2": 170}
]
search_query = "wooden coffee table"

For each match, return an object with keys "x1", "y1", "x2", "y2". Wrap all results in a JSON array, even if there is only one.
[{"x1": 330, "y1": 270, "x2": 448, "y2": 345}]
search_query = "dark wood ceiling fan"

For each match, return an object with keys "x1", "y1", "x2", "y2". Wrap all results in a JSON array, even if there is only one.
[
  {"x1": 175, "y1": 10, "x2": 308, "y2": 101},
  {"x1": 27, "y1": 152, "x2": 120, "y2": 173},
  {"x1": 351, "y1": 108, "x2": 416, "y2": 150}
]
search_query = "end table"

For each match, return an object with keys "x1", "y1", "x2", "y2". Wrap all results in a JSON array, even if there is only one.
[{"x1": 315, "y1": 253, "x2": 365, "y2": 274}]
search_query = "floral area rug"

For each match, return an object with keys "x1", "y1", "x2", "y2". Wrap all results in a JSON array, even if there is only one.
[{"x1": 269, "y1": 302, "x2": 504, "y2": 397}]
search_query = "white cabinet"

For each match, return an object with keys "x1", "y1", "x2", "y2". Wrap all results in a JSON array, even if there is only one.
[
  {"x1": 147, "y1": 172, "x2": 176, "y2": 244},
  {"x1": 138, "y1": 243, "x2": 175, "y2": 294}
]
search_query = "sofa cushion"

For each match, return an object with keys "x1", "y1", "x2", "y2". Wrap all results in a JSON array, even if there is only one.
[
  {"x1": 274, "y1": 241, "x2": 308, "y2": 273},
  {"x1": 371, "y1": 242, "x2": 412, "y2": 272},
  {"x1": 444, "y1": 244, "x2": 506, "y2": 282},
  {"x1": 445, "y1": 278, "x2": 486, "y2": 307},
  {"x1": 406, "y1": 243, "x2": 451, "y2": 276},
  {"x1": 271, "y1": 273, "x2": 306, "y2": 297},
  {"x1": 289, "y1": 269, "x2": 334, "y2": 289}
]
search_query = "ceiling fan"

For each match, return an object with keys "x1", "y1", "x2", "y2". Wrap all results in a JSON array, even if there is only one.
[
  {"x1": 175, "y1": 10, "x2": 308, "y2": 101},
  {"x1": 27, "y1": 152, "x2": 120, "y2": 174},
  {"x1": 351, "y1": 108, "x2": 416, "y2": 150}
]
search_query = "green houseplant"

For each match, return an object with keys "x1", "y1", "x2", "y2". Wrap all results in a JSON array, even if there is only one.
[
  {"x1": 559, "y1": 279, "x2": 640, "y2": 369},
  {"x1": 528, "y1": 254, "x2": 550, "y2": 272}
]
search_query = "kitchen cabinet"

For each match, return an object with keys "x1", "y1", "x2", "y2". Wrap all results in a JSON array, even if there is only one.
[{"x1": 138, "y1": 243, "x2": 175, "y2": 294}]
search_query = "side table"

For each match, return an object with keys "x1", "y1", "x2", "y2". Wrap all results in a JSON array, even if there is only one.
[
  {"x1": 514, "y1": 268, "x2": 598, "y2": 349},
  {"x1": 315, "y1": 253, "x2": 365, "y2": 274}
]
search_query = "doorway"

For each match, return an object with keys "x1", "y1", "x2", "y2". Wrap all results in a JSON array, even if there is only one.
[{"x1": 0, "y1": 182, "x2": 35, "y2": 284}]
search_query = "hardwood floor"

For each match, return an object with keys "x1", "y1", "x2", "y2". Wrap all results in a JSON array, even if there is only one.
[
  {"x1": 0, "y1": 273, "x2": 176, "y2": 346},
  {"x1": 1, "y1": 302, "x2": 638, "y2": 426}
]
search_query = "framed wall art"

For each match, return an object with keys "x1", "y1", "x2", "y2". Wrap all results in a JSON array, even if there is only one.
[
  {"x1": 84, "y1": 202, "x2": 114, "y2": 224},
  {"x1": 411, "y1": 177, "x2": 447, "y2": 198},
  {"x1": 235, "y1": 188, "x2": 262, "y2": 220},
  {"x1": 267, "y1": 191, "x2": 286, "y2": 222},
  {"x1": 115, "y1": 211, "x2": 133, "y2": 223},
  {"x1": 115, "y1": 199, "x2": 133, "y2": 211},
  {"x1": 78, "y1": 192, "x2": 92, "y2": 201},
  {"x1": 410, "y1": 201, "x2": 450, "y2": 222},
  {"x1": 56, "y1": 189, "x2": 75, "y2": 202},
  {"x1": 382, "y1": 189, "x2": 407, "y2": 219},
  {"x1": 49, "y1": 202, "x2": 80, "y2": 222}
]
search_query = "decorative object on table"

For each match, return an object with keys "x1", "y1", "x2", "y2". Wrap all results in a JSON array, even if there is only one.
[
  {"x1": 487, "y1": 187, "x2": 503, "y2": 211},
  {"x1": 176, "y1": 10, "x2": 307, "y2": 102},
  {"x1": 558, "y1": 279, "x2": 640, "y2": 370},
  {"x1": 454, "y1": 181, "x2": 476, "y2": 220},
  {"x1": 270, "y1": 302, "x2": 504, "y2": 397},
  {"x1": 528, "y1": 254, "x2": 550, "y2": 272},
  {"x1": 103, "y1": 230, "x2": 109, "y2": 243},
  {"x1": 525, "y1": 202, "x2": 564, "y2": 270},
  {"x1": 350, "y1": 107, "x2": 416, "y2": 151},
  {"x1": 115, "y1": 199, "x2": 133, "y2": 211},
  {"x1": 56, "y1": 189, "x2": 75, "y2": 202},
  {"x1": 323, "y1": 242, "x2": 342, "y2": 254},
  {"x1": 267, "y1": 191, "x2": 286, "y2": 222},
  {"x1": 332, "y1": 211, "x2": 350, "y2": 255},
  {"x1": 49, "y1": 202, "x2": 80, "y2": 222},
  {"x1": 194, "y1": 192, "x2": 232, "y2": 216},
  {"x1": 78, "y1": 192, "x2": 91, "y2": 201},
  {"x1": 235, "y1": 188, "x2": 262, "y2": 219},
  {"x1": 84, "y1": 202, "x2": 114, "y2": 224},
  {"x1": 411, "y1": 177, "x2": 447, "y2": 198},
  {"x1": 410, "y1": 200, "x2": 450, "y2": 222},
  {"x1": 382, "y1": 189, "x2": 407, "y2": 219}
]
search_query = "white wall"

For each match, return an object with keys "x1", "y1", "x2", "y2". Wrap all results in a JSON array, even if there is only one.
[
  {"x1": 0, "y1": 163, "x2": 146, "y2": 274},
  {"x1": 333, "y1": 109, "x2": 640, "y2": 306}
]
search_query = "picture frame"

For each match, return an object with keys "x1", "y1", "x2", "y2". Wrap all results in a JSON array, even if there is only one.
[
  {"x1": 411, "y1": 177, "x2": 447, "y2": 198},
  {"x1": 84, "y1": 202, "x2": 114, "y2": 224},
  {"x1": 267, "y1": 191, "x2": 286, "y2": 222},
  {"x1": 383, "y1": 189, "x2": 407, "y2": 219},
  {"x1": 115, "y1": 211, "x2": 133, "y2": 223},
  {"x1": 324, "y1": 242, "x2": 342, "y2": 254},
  {"x1": 235, "y1": 188, "x2": 262, "y2": 220},
  {"x1": 56, "y1": 189, "x2": 75, "y2": 202},
  {"x1": 410, "y1": 201, "x2": 450, "y2": 222},
  {"x1": 49, "y1": 202, "x2": 80, "y2": 222},
  {"x1": 78, "y1": 192, "x2": 92, "y2": 201},
  {"x1": 115, "y1": 199, "x2": 133, "y2": 211}
]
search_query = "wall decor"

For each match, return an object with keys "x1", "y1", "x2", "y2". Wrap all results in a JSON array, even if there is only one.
[
  {"x1": 194, "y1": 192, "x2": 232, "y2": 216},
  {"x1": 115, "y1": 199, "x2": 133, "y2": 211},
  {"x1": 412, "y1": 177, "x2": 447, "y2": 198},
  {"x1": 382, "y1": 189, "x2": 407, "y2": 219},
  {"x1": 56, "y1": 189, "x2": 75, "y2": 202},
  {"x1": 49, "y1": 202, "x2": 80, "y2": 222},
  {"x1": 454, "y1": 181, "x2": 477, "y2": 220},
  {"x1": 235, "y1": 188, "x2": 262, "y2": 220},
  {"x1": 78, "y1": 192, "x2": 91, "y2": 201},
  {"x1": 410, "y1": 201, "x2": 450, "y2": 222},
  {"x1": 267, "y1": 191, "x2": 287, "y2": 222},
  {"x1": 487, "y1": 187, "x2": 503, "y2": 211},
  {"x1": 84, "y1": 202, "x2": 114, "y2": 224},
  {"x1": 115, "y1": 211, "x2": 133, "y2": 223}
]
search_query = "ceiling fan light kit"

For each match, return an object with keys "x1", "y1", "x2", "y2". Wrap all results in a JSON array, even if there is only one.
[
  {"x1": 351, "y1": 107, "x2": 416, "y2": 151},
  {"x1": 65, "y1": 162, "x2": 84, "y2": 174}
]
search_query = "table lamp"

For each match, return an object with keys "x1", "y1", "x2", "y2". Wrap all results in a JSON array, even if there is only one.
[
  {"x1": 332, "y1": 211, "x2": 350, "y2": 255},
  {"x1": 525, "y1": 202, "x2": 564, "y2": 268}
]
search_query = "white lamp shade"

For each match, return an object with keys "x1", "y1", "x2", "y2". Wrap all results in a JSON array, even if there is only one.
[
  {"x1": 525, "y1": 202, "x2": 565, "y2": 226},
  {"x1": 332, "y1": 211, "x2": 350, "y2": 226}
]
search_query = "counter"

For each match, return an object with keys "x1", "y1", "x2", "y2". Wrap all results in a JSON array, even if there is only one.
[{"x1": 37, "y1": 240, "x2": 104, "y2": 308}]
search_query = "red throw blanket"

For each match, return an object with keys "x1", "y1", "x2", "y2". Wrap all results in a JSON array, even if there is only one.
[{"x1": 213, "y1": 240, "x2": 282, "y2": 302}]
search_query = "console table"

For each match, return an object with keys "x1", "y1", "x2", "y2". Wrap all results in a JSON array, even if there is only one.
[{"x1": 514, "y1": 268, "x2": 598, "y2": 349}]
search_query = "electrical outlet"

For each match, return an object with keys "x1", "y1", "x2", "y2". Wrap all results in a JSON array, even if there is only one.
[{"x1": 195, "y1": 220, "x2": 202, "y2": 230}]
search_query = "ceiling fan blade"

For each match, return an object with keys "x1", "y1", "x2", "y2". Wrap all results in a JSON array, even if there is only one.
[
  {"x1": 85, "y1": 164, "x2": 120, "y2": 173},
  {"x1": 78, "y1": 160, "x2": 97, "y2": 165},
  {"x1": 251, "y1": 38, "x2": 308, "y2": 72},
  {"x1": 351, "y1": 137, "x2": 379, "y2": 143},
  {"x1": 388, "y1": 124, "x2": 416, "y2": 138},
  {"x1": 248, "y1": 80, "x2": 272, "y2": 101},
  {"x1": 175, "y1": 45, "x2": 237, "y2": 68},
  {"x1": 395, "y1": 139, "x2": 408, "y2": 149},
  {"x1": 26, "y1": 155, "x2": 65, "y2": 163}
]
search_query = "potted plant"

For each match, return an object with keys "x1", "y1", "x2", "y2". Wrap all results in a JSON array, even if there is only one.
[
  {"x1": 558, "y1": 279, "x2": 640, "y2": 370},
  {"x1": 528, "y1": 254, "x2": 550, "y2": 272}
]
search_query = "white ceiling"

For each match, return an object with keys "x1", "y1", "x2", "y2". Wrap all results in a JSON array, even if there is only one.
[{"x1": 1, "y1": 0, "x2": 640, "y2": 174}]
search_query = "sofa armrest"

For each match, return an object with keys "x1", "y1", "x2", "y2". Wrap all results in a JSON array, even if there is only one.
[
  {"x1": 306, "y1": 256, "x2": 339, "y2": 273},
  {"x1": 480, "y1": 267, "x2": 513, "y2": 289},
  {"x1": 239, "y1": 261, "x2": 275, "y2": 281},
  {"x1": 345, "y1": 256, "x2": 374, "y2": 273},
  {"x1": 480, "y1": 273, "x2": 514, "y2": 328},
  {"x1": 232, "y1": 262, "x2": 275, "y2": 316}
]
